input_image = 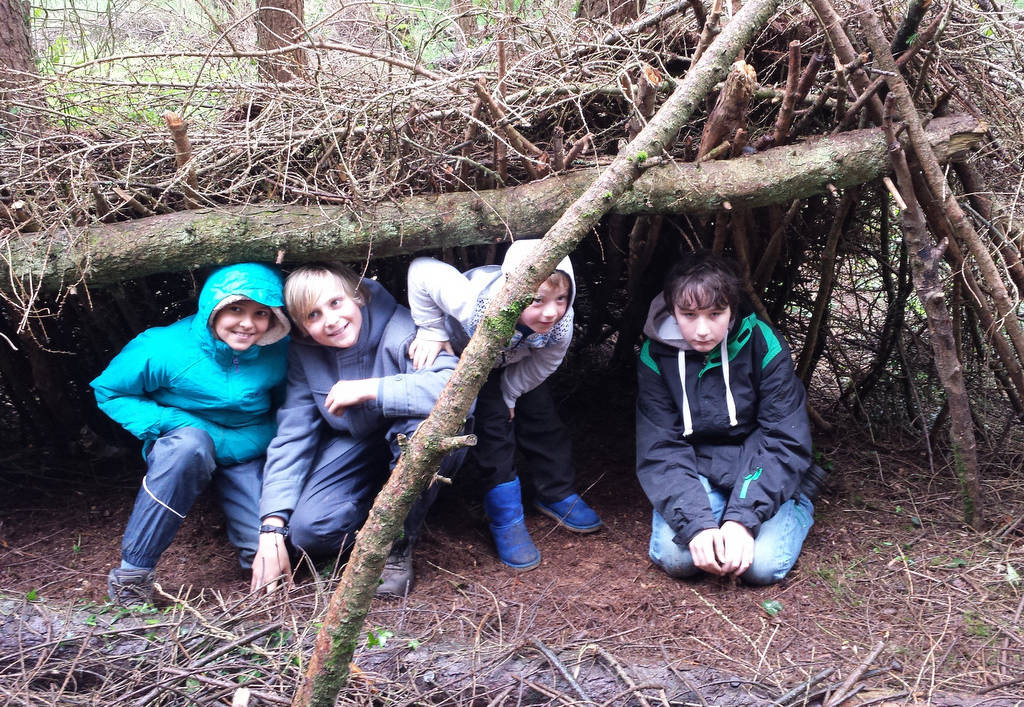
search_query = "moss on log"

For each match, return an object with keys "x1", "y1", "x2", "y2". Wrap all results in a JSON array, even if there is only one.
[{"x1": 3, "y1": 114, "x2": 983, "y2": 293}]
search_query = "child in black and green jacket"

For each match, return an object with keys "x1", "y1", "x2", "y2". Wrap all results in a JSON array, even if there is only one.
[{"x1": 636, "y1": 251, "x2": 819, "y2": 585}]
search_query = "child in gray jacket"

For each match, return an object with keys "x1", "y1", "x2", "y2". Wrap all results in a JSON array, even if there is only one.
[
  {"x1": 253, "y1": 263, "x2": 464, "y2": 597},
  {"x1": 407, "y1": 240, "x2": 601, "y2": 571}
]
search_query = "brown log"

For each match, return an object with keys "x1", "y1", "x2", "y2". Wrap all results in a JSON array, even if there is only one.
[
  {"x1": 858, "y1": 0, "x2": 1024, "y2": 389},
  {"x1": 162, "y1": 111, "x2": 201, "y2": 208},
  {"x1": 807, "y1": 0, "x2": 883, "y2": 123},
  {"x1": 2, "y1": 114, "x2": 986, "y2": 295},
  {"x1": 884, "y1": 102, "x2": 982, "y2": 529}
]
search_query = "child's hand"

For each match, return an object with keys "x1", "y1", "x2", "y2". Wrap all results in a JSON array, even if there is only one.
[
  {"x1": 251, "y1": 529, "x2": 291, "y2": 594},
  {"x1": 718, "y1": 521, "x2": 754, "y2": 577},
  {"x1": 408, "y1": 334, "x2": 454, "y2": 370},
  {"x1": 688, "y1": 528, "x2": 725, "y2": 575},
  {"x1": 325, "y1": 378, "x2": 379, "y2": 415}
]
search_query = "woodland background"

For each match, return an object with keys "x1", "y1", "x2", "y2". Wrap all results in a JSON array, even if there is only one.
[{"x1": 1, "y1": 0, "x2": 1024, "y2": 705}]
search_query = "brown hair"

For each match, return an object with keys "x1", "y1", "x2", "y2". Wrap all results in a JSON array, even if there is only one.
[{"x1": 663, "y1": 251, "x2": 742, "y2": 313}]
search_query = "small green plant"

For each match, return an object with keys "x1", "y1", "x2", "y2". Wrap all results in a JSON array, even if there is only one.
[
  {"x1": 25, "y1": 588, "x2": 40, "y2": 602},
  {"x1": 761, "y1": 599, "x2": 783, "y2": 617},
  {"x1": 407, "y1": 638, "x2": 421, "y2": 650},
  {"x1": 366, "y1": 627, "x2": 394, "y2": 648},
  {"x1": 962, "y1": 610, "x2": 992, "y2": 638},
  {"x1": 72, "y1": 534, "x2": 82, "y2": 554},
  {"x1": 1006, "y1": 563, "x2": 1020, "y2": 586}
]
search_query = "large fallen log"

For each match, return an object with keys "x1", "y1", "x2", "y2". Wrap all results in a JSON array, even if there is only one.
[{"x1": 3, "y1": 114, "x2": 983, "y2": 294}]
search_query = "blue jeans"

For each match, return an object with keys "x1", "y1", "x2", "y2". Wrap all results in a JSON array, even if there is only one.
[
  {"x1": 121, "y1": 427, "x2": 263, "y2": 570},
  {"x1": 648, "y1": 475, "x2": 814, "y2": 585}
]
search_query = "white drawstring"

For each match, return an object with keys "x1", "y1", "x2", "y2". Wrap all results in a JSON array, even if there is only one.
[
  {"x1": 679, "y1": 340, "x2": 738, "y2": 436},
  {"x1": 142, "y1": 476, "x2": 186, "y2": 519},
  {"x1": 721, "y1": 337, "x2": 738, "y2": 427},
  {"x1": 677, "y1": 350, "x2": 693, "y2": 436}
]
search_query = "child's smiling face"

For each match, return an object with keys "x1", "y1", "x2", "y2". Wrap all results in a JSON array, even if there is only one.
[
  {"x1": 673, "y1": 303, "x2": 731, "y2": 353},
  {"x1": 303, "y1": 282, "x2": 363, "y2": 349},
  {"x1": 213, "y1": 299, "x2": 273, "y2": 351},
  {"x1": 518, "y1": 278, "x2": 569, "y2": 334}
]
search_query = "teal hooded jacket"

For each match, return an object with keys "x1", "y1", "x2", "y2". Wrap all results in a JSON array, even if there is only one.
[{"x1": 91, "y1": 263, "x2": 290, "y2": 466}]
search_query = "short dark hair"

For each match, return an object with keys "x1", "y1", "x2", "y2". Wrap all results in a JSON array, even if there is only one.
[{"x1": 663, "y1": 251, "x2": 742, "y2": 313}]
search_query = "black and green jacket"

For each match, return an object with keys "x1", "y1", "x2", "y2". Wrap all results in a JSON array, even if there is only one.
[{"x1": 635, "y1": 294, "x2": 813, "y2": 547}]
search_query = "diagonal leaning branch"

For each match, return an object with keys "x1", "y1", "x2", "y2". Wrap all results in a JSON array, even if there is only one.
[{"x1": 290, "y1": 0, "x2": 786, "y2": 704}]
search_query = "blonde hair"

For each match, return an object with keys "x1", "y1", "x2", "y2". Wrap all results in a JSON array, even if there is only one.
[{"x1": 284, "y1": 263, "x2": 369, "y2": 336}]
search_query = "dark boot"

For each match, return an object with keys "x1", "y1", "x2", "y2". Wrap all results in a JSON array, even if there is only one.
[
  {"x1": 799, "y1": 464, "x2": 828, "y2": 502},
  {"x1": 107, "y1": 567, "x2": 156, "y2": 607},
  {"x1": 376, "y1": 538, "x2": 414, "y2": 598},
  {"x1": 484, "y1": 478, "x2": 540, "y2": 570}
]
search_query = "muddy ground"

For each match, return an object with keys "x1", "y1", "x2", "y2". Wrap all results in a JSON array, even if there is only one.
[{"x1": 2, "y1": 370, "x2": 1023, "y2": 705}]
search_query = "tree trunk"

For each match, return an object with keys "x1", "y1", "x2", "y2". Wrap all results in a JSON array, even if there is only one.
[
  {"x1": 2, "y1": 114, "x2": 985, "y2": 295},
  {"x1": 256, "y1": 0, "x2": 306, "y2": 82},
  {"x1": 291, "y1": 0, "x2": 786, "y2": 703},
  {"x1": 577, "y1": 0, "x2": 647, "y2": 24},
  {"x1": 0, "y1": 0, "x2": 37, "y2": 134},
  {"x1": 887, "y1": 124, "x2": 982, "y2": 529}
]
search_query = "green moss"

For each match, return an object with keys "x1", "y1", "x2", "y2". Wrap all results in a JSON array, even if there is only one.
[
  {"x1": 483, "y1": 297, "x2": 531, "y2": 340},
  {"x1": 953, "y1": 448, "x2": 974, "y2": 524}
]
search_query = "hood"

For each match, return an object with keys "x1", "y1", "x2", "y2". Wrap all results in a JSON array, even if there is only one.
[
  {"x1": 349, "y1": 277, "x2": 397, "y2": 354},
  {"x1": 501, "y1": 239, "x2": 576, "y2": 308},
  {"x1": 500, "y1": 239, "x2": 576, "y2": 343},
  {"x1": 643, "y1": 293, "x2": 694, "y2": 351},
  {"x1": 193, "y1": 263, "x2": 291, "y2": 361}
]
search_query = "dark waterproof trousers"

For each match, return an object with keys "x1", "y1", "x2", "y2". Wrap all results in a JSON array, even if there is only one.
[
  {"x1": 472, "y1": 369, "x2": 575, "y2": 504},
  {"x1": 288, "y1": 417, "x2": 466, "y2": 559},
  {"x1": 121, "y1": 427, "x2": 262, "y2": 570}
]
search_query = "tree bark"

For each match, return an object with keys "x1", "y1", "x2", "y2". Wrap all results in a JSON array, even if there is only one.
[
  {"x1": 292, "y1": 0, "x2": 785, "y2": 703},
  {"x1": 2, "y1": 114, "x2": 985, "y2": 296},
  {"x1": 577, "y1": 0, "x2": 647, "y2": 24},
  {"x1": 858, "y1": 0, "x2": 1024, "y2": 379},
  {"x1": 886, "y1": 119, "x2": 982, "y2": 529},
  {"x1": 256, "y1": 0, "x2": 306, "y2": 82},
  {"x1": 0, "y1": 0, "x2": 37, "y2": 135}
]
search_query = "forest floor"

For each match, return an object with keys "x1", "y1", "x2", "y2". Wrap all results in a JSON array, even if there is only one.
[{"x1": 2, "y1": 369, "x2": 1023, "y2": 706}]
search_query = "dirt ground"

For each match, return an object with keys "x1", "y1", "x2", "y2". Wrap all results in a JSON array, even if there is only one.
[{"x1": 2, "y1": 370, "x2": 1023, "y2": 705}]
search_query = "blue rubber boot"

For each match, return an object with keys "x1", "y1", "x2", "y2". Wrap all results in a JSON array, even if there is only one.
[
  {"x1": 484, "y1": 479, "x2": 541, "y2": 570},
  {"x1": 535, "y1": 493, "x2": 602, "y2": 533}
]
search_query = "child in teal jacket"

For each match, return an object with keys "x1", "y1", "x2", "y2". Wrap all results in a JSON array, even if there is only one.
[{"x1": 92, "y1": 263, "x2": 290, "y2": 605}]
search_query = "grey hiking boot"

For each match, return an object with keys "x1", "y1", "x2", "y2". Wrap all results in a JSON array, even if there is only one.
[
  {"x1": 799, "y1": 464, "x2": 828, "y2": 503},
  {"x1": 376, "y1": 540, "x2": 414, "y2": 598},
  {"x1": 107, "y1": 567, "x2": 156, "y2": 607}
]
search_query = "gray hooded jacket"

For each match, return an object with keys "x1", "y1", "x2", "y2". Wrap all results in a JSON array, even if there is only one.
[{"x1": 407, "y1": 240, "x2": 575, "y2": 409}]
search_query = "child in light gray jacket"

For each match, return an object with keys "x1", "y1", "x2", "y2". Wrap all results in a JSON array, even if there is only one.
[{"x1": 407, "y1": 240, "x2": 602, "y2": 571}]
